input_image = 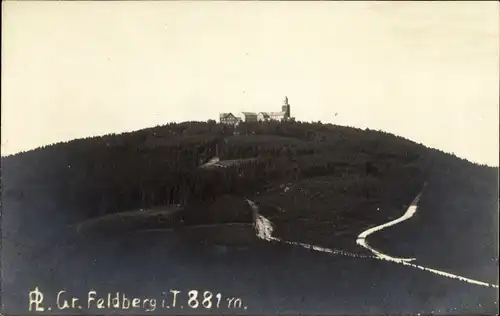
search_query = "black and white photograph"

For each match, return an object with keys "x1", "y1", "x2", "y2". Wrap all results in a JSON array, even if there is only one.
[{"x1": 1, "y1": 1, "x2": 499, "y2": 315}]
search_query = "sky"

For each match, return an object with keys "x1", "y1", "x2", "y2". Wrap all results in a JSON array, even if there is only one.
[{"x1": 2, "y1": 1, "x2": 499, "y2": 166}]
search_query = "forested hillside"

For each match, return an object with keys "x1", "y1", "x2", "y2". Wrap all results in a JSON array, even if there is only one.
[{"x1": 1, "y1": 120, "x2": 496, "y2": 230}]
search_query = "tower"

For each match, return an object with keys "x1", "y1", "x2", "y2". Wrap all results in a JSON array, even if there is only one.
[{"x1": 281, "y1": 96, "x2": 291, "y2": 119}]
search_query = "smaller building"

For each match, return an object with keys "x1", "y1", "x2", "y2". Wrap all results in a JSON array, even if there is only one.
[
  {"x1": 219, "y1": 113, "x2": 241, "y2": 125},
  {"x1": 239, "y1": 112, "x2": 258, "y2": 122},
  {"x1": 257, "y1": 111, "x2": 286, "y2": 122},
  {"x1": 257, "y1": 112, "x2": 269, "y2": 121}
]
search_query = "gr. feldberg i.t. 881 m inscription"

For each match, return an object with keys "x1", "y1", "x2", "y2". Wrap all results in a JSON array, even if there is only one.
[{"x1": 28, "y1": 287, "x2": 248, "y2": 313}]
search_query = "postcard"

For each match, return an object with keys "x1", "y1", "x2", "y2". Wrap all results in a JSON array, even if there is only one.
[{"x1": 1, "y1": 1, "x2": 499, "y2": 315}]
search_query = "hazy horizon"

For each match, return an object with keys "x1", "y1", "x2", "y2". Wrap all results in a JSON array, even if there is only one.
[{"x1": 2, "y1": 1, "x2": 499, "y2": 166}]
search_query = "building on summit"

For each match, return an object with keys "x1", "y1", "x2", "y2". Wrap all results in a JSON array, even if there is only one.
[
  {"x1": 219, "y1": 112, "x2": 240, "y2": 125},
  {"x1": 258, "y1": 96, "x2": 291, "y2": 122},
  {"x1": 238, "y1": 112, "x2": 258, "y2": 122},
  {"x1": 219, "y1": 97, "x2": 292, "y2": 125}
]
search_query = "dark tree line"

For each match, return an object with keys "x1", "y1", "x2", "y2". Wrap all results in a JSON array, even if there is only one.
[{"x1": 2, "y1": 120, "x2": 488, "y2": 223}]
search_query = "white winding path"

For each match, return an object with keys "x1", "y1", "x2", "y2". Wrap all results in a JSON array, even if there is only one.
[
  {"x1": 247, "y1": 199, "x2": 374, "y2": 259},
  {"x1": 356, "y1": 186, "x2": 498, "y2": 289},
  {"x1": 356, "y1": 192, "x2": 421, "y2": 262},
  {"x1": 246, "y1": 186, "x2": 499, "y2": 289}
]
